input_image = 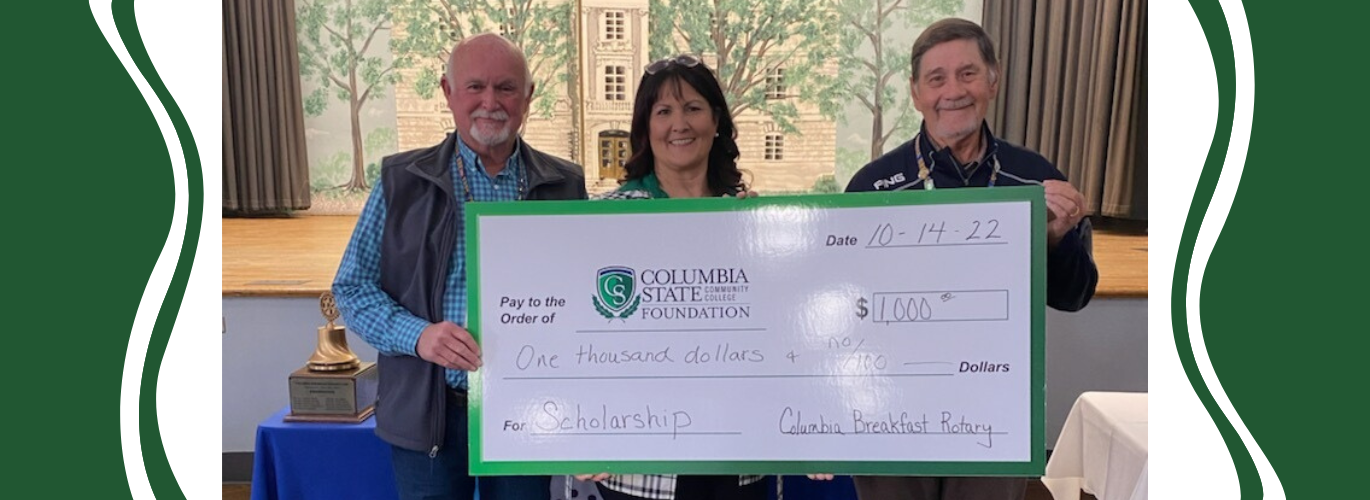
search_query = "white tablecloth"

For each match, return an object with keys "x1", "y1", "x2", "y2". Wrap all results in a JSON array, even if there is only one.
[{"x1": 1042, "y1": 392, "x2": 1148, "y2": 500}]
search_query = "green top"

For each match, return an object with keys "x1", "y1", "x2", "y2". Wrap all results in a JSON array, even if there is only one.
[
  {"x1": 616, "y1": 173, "x2": 670, "y2": 199},
  {"x1": 615, "y1": 172, "x2": 745, "y2": 198}
]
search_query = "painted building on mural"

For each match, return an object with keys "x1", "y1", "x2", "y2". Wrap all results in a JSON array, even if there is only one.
[
  {"x1": 393, "y1": 0, "x2": 836, "y2": 194},
  {"x1": 580, "y1": 0, "x2": 837, "y2": 193},
  {"x1": 580, "y1": 0, "x2": 649, "y2": 191}
]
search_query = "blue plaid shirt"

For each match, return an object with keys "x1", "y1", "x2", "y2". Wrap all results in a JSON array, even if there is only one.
[{"x1": 333, "y1": 135, "x2": 524, "y2": 390}]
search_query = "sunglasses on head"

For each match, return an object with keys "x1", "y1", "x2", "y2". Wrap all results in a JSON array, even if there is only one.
[{"x1": 645, "y1": 55, "x2": 702, "y2": 75}]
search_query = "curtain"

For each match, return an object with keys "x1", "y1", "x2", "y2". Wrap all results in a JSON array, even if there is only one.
[
  {"x1": 224, "y1": 0, "x2": 311, "y2": 213},
  {"x1": 984, "y1": 0, "x2": 1146, "y2": 219}
]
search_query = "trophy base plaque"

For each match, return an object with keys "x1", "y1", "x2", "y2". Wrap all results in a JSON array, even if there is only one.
[{"x1": 286, "y1": 361, "x2": 378, "y2": 423}]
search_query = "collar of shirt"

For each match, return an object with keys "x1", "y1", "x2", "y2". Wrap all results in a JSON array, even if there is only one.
[
  {"x1": 453, "y1": 132, "x2": 524, "y2": 186},
  {"x1": 917, "y1": 121, "x2": 999, "y2": 184},
  {"x1": 619, "y1": 173, "x2": 671, "y2": 199},
  {"x1": 618, "y1": 172, "x2": 742, "y2": 198}
]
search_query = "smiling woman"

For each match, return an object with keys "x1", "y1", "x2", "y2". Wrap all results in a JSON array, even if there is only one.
[
  {"x1": 649, "y1": 82, "x2": 717, "y2": 180},
  {"x1": 609, "y1": 55, "x2": 747, "y2": 200},
  {"x1": 574, "y1": 55, "x2": 768, "y2": 500}
]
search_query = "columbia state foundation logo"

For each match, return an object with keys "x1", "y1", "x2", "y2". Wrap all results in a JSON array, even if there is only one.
[
  {"x1": 592, "y1": 265, "x2": 754, "y2": 321},
  {"x1": 593, "y1": 266, "x2": 641, "y2": 320}
]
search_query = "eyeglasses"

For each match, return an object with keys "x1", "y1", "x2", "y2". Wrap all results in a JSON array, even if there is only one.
[{"x1": 645, "y1": 55, "x2": 702, "y2": 75}]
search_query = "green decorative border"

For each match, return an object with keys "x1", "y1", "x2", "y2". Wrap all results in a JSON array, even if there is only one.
[
  {"x1": 465, "y1": 187, "x2": 1045, "y2": 475},
  {"x1": 1180, "y1": 1, "x2": 1261, "y2": 497},
  {"x1": 115, "y1": 3, "x2": 204, "y2": 500}
]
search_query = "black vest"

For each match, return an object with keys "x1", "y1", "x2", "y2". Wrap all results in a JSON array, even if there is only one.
[{"x1": 376, "y1": 133, "x2": 586, "y2": 451}]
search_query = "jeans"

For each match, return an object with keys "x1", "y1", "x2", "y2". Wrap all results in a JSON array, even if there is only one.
[{"x1": 390, "y1": 389, "x2": 550, "y2": 500}]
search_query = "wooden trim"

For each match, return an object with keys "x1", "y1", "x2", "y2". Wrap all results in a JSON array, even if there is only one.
[{"x1": 224, "y1": 215, "x2": 1146, "y2": 298}]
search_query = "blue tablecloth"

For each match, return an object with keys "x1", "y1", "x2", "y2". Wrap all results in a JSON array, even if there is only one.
[
  {"x1": 250, "y1": 407, "x2": 398, "y2": 500},
  {"x1": 249, "y1": 406, "x2": 856, "y2": 500}
]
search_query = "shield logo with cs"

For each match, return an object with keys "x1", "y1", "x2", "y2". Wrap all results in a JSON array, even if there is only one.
[{"x1": 594, "y1": 266, "x2": 640, "y2": 319}]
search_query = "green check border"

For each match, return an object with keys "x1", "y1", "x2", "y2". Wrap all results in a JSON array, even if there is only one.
[{"x1": 464, "y1": 186, "x2": 1045, "y2": 476}]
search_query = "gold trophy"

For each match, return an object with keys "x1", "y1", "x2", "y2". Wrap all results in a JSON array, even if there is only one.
[
  {"x1": 308, "y1": 294, "x2": 360, "y2": 371},
  {"x1": 286, "y1": 292, "x2": 378, "y2": 423}
]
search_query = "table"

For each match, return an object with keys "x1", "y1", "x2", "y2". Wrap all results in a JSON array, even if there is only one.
[
  {"x1": 1042, "y1": 392, "x2": 1148, "y2": 500},
  {"x1": 251, "y1": 407, "x2": 398, "y2": 500}
]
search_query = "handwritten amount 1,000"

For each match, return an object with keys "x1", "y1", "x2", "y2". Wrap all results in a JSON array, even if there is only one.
[
  {"x1": 856, "y1": 296, "x2": 932, "y2": 322},
  {"x1": 868, "y1": 220, "x2": 1001, "y2": 247}
]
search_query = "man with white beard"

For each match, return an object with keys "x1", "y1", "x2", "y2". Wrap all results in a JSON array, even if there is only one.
[
  {"x1": 833, "y1": 18, "x2": 1099, "y2": 500},
  {"x1": 333, "y1": 33, "x2": 586, "y2": 500}
]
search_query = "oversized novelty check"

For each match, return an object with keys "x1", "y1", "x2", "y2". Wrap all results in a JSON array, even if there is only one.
[{"x1": 465, "y1": 187, "x2": 1045, "y2": 476}]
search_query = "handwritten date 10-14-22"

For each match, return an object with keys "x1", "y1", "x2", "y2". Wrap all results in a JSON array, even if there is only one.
[{"x1": 866, "y1": 220, "x2": 1002, "y2": 247}]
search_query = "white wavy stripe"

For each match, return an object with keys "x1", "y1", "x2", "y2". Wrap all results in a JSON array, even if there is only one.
[
  {"x1": 1186, "y1": 0, "x2": 1285, "y2": 498},
  {"x1": 89, "y1": 2, "x2": 190, "y2": 500}
]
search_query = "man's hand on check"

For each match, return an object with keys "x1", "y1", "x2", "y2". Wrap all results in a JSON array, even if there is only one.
[
  {"x1": 574, "y1": 473, "x2": 612, "y2": 482},
  {"x1": 1044, "y1": 179, "x2": 1086, "y2": 249},
  {"x1": 416, "y1": 321, "x2": 482, "y2": 371}
]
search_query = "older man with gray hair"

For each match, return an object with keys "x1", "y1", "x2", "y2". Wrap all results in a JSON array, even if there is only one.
[
  {"x1": 835, "y1": 17, "x2": 1099, "y2": 500},
  {"x1": 333, "y1": 33, "x2": 587, "y2": 500}
]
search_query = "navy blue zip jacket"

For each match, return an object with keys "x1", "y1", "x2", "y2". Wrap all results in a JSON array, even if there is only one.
[{"x1": 845, "y1": 123, "x2": 1098, "y2": 311}]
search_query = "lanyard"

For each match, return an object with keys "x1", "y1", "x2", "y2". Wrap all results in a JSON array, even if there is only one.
[
  {"x1": 455, "y1": 154, "x2": 526, "y2": 202},
  {"x1": 914, "y1": 132, "x2": 1000, "y2": 190}
]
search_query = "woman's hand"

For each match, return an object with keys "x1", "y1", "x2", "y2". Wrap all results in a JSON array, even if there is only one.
[
  {"x1": 574, "y1": 473, "x2": 612, "y2": 482},
  {"x1": 806, "y1": 474, "x2": 835, "y2": 480},
  {"x1": 729, "y1": 190, "x2": 760, "y2": 199}
]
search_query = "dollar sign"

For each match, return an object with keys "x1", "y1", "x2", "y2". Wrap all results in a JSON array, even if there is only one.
[{"x1": 855, "y1": 297, "x2": 869, "y2": 320}]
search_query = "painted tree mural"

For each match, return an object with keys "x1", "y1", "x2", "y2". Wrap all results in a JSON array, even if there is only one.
[
  {"x1": 297, "y1": 0, "x2": 411, "y2": 191},
  {"x1": 834, "y1": 0, "x2": 961, "y2": 160},
  {"x1": 391, "y1": 0, "x2": 574, "y2": 118},
  {"x1": 648, "y1": 0, "x2": 842, "y2": 133}
]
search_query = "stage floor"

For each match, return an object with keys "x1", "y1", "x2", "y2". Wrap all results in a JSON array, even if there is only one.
[{"x1": 224, "y1": 215, "x2": 1146, "y2": 298}]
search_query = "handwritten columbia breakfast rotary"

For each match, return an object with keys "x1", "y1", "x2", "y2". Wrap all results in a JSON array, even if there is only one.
[{"x1": 496, "y1": 400, "x2": 1000, "y2": 448}]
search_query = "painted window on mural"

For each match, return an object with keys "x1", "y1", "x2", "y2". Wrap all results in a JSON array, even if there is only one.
[
  {"x1": 604, "y1": 66, "x2": 627, "y2": 101},
  {"x1": 604, "y1": 11, "x2": 625, "y2": 41},
  {"x1": 765, "y1": 133, "x2": 784, "y2": 161},
  {"x1": 498, "y1": 8, "x2": 517, "y2": 37},
  {"x1": 765, "y1": 67, "x2": 786, "y2": 100}
]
